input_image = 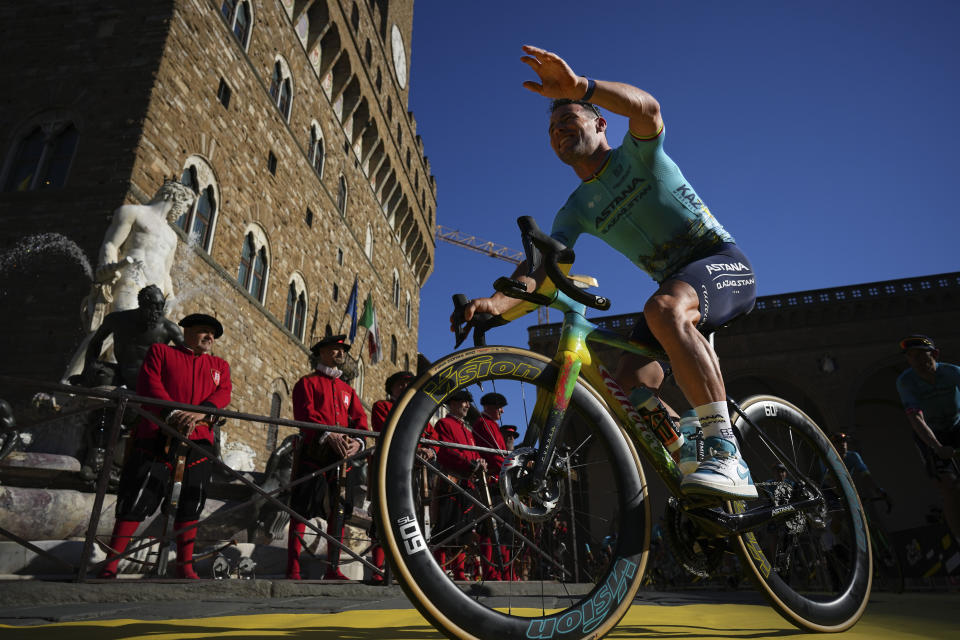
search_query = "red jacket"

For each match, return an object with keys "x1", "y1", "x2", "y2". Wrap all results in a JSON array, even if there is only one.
[
  {"x1": 371, "y1": 399, "x2": 393, "y2": 433},
  {"x1": 435, "y1": 415, "x2": 480, "y2": 477},
  {"x1": 472, "y1": 414, "x2": 507, "y2": 476},
  {"x1": 293, "y1": 371, "x2": 369, "y2": 446},
  {"x1": 135, "y1": 343, "x2": 232, "y2": 442}
]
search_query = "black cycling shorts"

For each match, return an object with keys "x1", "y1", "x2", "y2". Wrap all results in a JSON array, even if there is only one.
[
  {"x1": 630, "y1": 243, "x2": 756, "y2": 350},
  {"x1": 915, "y1": 428, "x2": 960, "y2": 479}
]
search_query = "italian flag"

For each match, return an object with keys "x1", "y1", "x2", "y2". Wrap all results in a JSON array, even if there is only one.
[{"x1": 359, "y1": 293, "x2": 383, "y2": 364}]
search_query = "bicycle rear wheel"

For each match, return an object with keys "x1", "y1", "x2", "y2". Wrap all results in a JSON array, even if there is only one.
[
  {"x1": 731, "y1": 395, "x2": 871, "y2": 632},
  {"x1": 378, "y1": 347, "x2": 650, "y2": 640}
]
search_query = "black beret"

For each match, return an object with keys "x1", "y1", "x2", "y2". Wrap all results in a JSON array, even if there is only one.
[
  {"x1": 385, "y1": 370, "x2": 415, "y2": 392},
  {"x1": 179, "y1": 313, "x2": 223, "y2": 338},
  {"x1": 446, "y1": 389, "x2": 473, "y2": 403},
  {"x1": 500, "y1": 424, "x2": 519, "y2": 438},
  {"x1": 480, "y1": 392, "x2": 507, "y2": 407},
  {"x1": 311, "y1": 334, "x2": 351, "y2": 354}
]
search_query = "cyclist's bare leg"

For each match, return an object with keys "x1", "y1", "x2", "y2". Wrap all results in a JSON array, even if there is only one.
[
  {"x1": 613, "y1": 354, "x2": 680, "y2": 419},
  {"x1": 936, "y1": 470, "x2": 960, "y2": 541},
  {"x1": 644, "y1": 279, "x2": 757, "y2": 497},
  {"x1": 641, "y1": 279, "x2": 724, "y2": 406}
]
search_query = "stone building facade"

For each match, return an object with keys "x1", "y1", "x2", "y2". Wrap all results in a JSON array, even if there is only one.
[
  {"x1": 0, "y1": 0, "x2": 436, "y2": 468},
  {"x1": 528, "y1": 272, "x2": 960, "y2": 533}
]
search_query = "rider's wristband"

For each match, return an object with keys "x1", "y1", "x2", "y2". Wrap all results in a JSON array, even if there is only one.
[{"x1": 581, "y1": 77, "x2": 596, "y2": 102}]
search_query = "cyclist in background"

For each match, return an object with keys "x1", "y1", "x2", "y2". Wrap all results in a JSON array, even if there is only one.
[
  {"x1": 459, "y1": 45, "x2": 757, "y2": 499},
  {"x1": 830, "y1": 432, "x2": 891, "y2": 511},
  {"x1": 896, "y1": 334, "x2": 960, "y2": 541}
]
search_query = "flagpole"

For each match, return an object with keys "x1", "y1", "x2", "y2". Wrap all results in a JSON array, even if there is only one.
[{"x1": 356, "y1": 324, "x2": 370, "y2": 365}]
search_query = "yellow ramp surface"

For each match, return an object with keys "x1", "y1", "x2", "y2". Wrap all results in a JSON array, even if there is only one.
[{"x1": 0, "y1": 601, "x2": 953, "y2": 639}]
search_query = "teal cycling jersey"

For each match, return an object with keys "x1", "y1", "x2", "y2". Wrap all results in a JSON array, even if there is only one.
[
  {"x1": 896, "y1": 363, "x2": 960, "y2": 432},
  {"x1": 550, "y1": 127, "x2": 734, "y2": 283}
]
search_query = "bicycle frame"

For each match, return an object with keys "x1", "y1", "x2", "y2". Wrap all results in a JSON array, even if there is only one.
[
  {"x1": 515, "y1": 286, "x2": 823, "y2": 538},
  {"x1": 521, "y1": 288, "x2": 684, "y2": 498}
]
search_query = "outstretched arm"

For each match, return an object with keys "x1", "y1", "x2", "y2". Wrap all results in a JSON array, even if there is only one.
[
  {"x1": 452, "y1": 259, "x2": 542, "y2": 327},
  {"x1": 520, "y1": 45, "x2": 663, "y2": 138},
  {"x1": 97, "y1": 208, "x2": 135, "y2": 281},
  {"x1": 907, "y1": 411, "x2": 955, "y2": 459}
]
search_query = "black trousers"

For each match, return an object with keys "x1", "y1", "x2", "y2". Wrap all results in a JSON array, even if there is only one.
[{"x1": 115, "y1": 437, "x2": 215, "y2": 522}]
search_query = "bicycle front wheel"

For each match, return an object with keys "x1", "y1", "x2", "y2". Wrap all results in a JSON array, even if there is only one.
[
  {"x1": 378, "y1": 347, "x2": 650, "y2": 640},
  {"x1": 731, "y1": 395, "x2": 871, "y2": 632}
]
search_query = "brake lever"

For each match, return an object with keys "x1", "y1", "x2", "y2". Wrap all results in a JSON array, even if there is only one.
[{"x1": 452, "y1": 294, "x2": 472, "y2": 348}]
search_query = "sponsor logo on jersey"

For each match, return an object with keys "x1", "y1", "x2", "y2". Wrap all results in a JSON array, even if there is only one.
[
  {"x1": 593, "y1": 177, "x2": 648, "y2": 229},
  {"x1": 211, "y1": 369, "x2": 221, "y2": 385},
  {"x1": 705, "y1": 262, "x2": 750, "y2": 275},
  {"x1": 716, "y1": 278, "x2": 755, "y2": 290},
  {"x1": 674, "y1": 184, "x2": 705, "y2": 211}
]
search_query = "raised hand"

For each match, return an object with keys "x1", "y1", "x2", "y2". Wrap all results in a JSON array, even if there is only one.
[{"x1": 520, "y1": 45, "x2": 587, "y2": 100}]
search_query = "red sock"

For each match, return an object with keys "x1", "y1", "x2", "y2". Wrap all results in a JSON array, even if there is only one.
[
  {"x1": 99, "y1": 520, "x2": 139, "y2": 578},
  {"x1": 175, "y1": 520, "x2": 199, "y2": 579},
  {"x1": 287, "y1": 521, "x2": 306, "y2": 579}
]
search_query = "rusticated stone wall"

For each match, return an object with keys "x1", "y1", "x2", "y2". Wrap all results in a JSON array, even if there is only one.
[{"x1": 0, "y1": 0, "x2": 436, "y2": 469}]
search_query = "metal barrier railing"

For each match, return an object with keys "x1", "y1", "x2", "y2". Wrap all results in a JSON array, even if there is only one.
[
  {"x1": 0, "y1": 374, "x2": 517, "y2": 582},
  {"x1": 0, "y1": 376, "x2": 388, "y2": 581}
]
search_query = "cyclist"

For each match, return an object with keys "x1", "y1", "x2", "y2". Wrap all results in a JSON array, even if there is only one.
[
  {"x1": 895, "y1": 334, "x2": 960, "y2": 541},
  {"x1": 830, "y1": 432, "x2": 891, "y2": 511},
  {"x1": 457, "y1": 45, "x2": 757, "y2": 498}
]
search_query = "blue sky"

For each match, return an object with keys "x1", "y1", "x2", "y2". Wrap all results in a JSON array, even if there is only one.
[{"x1": 407, "y1": 1, "x2": 959, "y2": 368}]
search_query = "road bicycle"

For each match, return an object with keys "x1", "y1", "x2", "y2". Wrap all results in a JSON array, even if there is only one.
[
  {"x1": 377, "y1": 217, "x2": 871, "y2": 639},
  {"x1": 865, "y1": 496, "x2": 904, "y2": 593}
]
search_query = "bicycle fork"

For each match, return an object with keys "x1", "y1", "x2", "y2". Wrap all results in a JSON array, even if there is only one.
[{"x1": 515, "y1": 351, "x2": 581, "y2": 500}]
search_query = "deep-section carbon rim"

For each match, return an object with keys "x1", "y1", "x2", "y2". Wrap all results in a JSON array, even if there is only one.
[
  {"x1": 732, "y1": 395, "x2": 871, "y2": 632},
  {"x1": 378, "y1": 347, "x2": 650, "y2": 640}
]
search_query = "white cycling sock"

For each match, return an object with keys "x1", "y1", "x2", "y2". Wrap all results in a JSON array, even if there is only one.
[{"x1": 694, "y1": 401, "x2": 735, "y2": 442}]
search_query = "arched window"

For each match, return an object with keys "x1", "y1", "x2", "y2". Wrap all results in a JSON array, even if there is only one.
[
  {"x1": 404, "y1": 353, "x2": 409, "y2": 371},
  {"x1": 308, "y1": 123, "x2": 324, "y2": 177},
  {"x1": 364, "y1": 225, "x2": 373, "y2": 260},
  {"x1": 390, "y1": 335, "x2": 398, "y2": 365},
  {"x1": 220, "y1": 0, "x2": 252, "y2": 49},
  {"x1": 269, "y1": 59, "x2": 293, "y2": 121},
  {"x1": 251, "y1": 247, "x2": 268, "y2": 302},
  {"x1": 238, "y1": 233, "x2": 254, "y2": 289},
  {"x1": 337, "y1": 174, "x2": 348, "y2": 215},
  {"x1": 237, "y1": 226, "x2": 270, "y2": 303},
  {"x1": 177, "y1": 158, "x2": 219, "y2": 251},
  {"x1": 405, "y1": 291, "x2": 411, "y2": 328},
  {"x1": 283, "y1": 274, "x2": 308, "y2": 341},
  {"x1": 2, "y1": 121, "x2": 78, "y2": 192},
  {"x1": 392, "y1": 270, "x2": 400, "y2": 308}
]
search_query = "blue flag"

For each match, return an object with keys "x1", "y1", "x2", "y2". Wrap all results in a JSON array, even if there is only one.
[{"x1": 344, "y1": 275, "x2": 359, "y2": 340}]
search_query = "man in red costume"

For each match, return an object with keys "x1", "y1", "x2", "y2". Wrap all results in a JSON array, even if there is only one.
[
  {"x1": 286, "y1": 335, "x2": 369, "y2": 580},
  {"x1": 99, "y1": 313, "x2": 230, "y2": 579},
  {"x1": 472, "y1": 392, "x2": 514, "y2": 580},
  {"x1": 367, "y1": 370, "x2": 416, "y2": 583},
  {"x1": 433, "y1": 389, "x2": 486, "y2": 581}
]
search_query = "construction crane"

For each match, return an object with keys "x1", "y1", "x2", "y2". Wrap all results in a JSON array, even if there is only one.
[
  {"x1": 435, "y1": 225, "x2": 523, "y2": 264},
  {"x1": 435, "y1": 224, "x2": 549, "y2": 324}
]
